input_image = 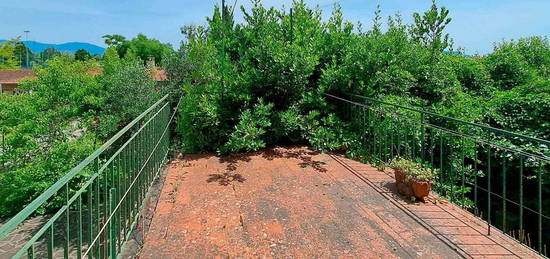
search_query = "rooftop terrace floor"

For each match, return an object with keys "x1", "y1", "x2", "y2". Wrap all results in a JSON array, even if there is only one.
[{"x1": 138, "y1": 146, "x2": 541, "y2": 258}]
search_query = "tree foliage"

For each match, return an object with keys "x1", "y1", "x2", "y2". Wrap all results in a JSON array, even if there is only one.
[
  {"x1": 14, "y1": 42, "x2": 33, "y2": 68},
  {"x1": 103, "y1": 34, "x2": 173, "y2": 65},
  {"x1": 75, "y1": 49, "x2": 92, "y2": 61},
  {"x1": 0, "y1": 38, "x2": 21, "y2": 69}
]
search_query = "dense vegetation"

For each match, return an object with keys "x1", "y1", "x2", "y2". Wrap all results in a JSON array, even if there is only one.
[
  {"x1": 171, "y1": 1, "x2": 549, "y2": 154},
  {"x1": 0, "y1": 50, "x2": 161, "y2": 216}
]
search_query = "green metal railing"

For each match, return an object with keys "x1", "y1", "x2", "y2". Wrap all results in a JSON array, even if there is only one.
[
  {"x1": 325, "y1": 93, "x2": 549, "y2": 256},
  {"x1": 0, "y1": 94, "x2": 179, "y2": 258}
]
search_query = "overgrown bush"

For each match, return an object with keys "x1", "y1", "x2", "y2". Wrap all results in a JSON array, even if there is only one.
[{"x1": 170, "y1": 1, "x2": 549, "y2": 157}]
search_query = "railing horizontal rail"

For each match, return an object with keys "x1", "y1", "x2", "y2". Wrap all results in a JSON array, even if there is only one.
[{"x1": 350, "y1": 93, "x2": 550, "y2": 146}]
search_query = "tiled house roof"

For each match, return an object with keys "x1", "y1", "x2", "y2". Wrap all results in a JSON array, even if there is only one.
[{"x1": 0, "y1": 70, "x2": 36, "y2": 84}]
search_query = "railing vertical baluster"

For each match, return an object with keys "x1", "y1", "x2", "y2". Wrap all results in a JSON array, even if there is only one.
[
  {"x1": 420, "y1": 113, "x2": 425, "y2": 163},
  {"x1": 461, "y1": 139, "x2": 465, "y2": 208},
  {"x1": 102, "y1": 162, "x2": 109, "y2": 258},
  {"x1": 27, "y1": 244, "x2": 34, "y2": 259},
  {"x1": 383, "y1": 129, "x2": 388, "y2": 162},
  {"x1": 519, "y1": 156, "x2": 524, "y2": 243},
  {"x1": 109, "y1": 188, "x2": 117, "y2": 258},
  {"x1": 141, "y1": 127, "x2": 146, "y2": 201},
  {"x1": 362, "y1": 107, "x2": 366, "y2": 152},
  {"x1": 121, "y1": 154, "x2": 126, "y2": 231},
  {"x1": 87, "y1": 181, "x2": 93, "y2": 259},
  {"x1": 502, "y1": 157, "x2": 506, "y2": 233},
  {"x1": 64, "y1": 184, "x2": 69, "y2": 259},
  {"x1": 130, "y1": 138, "x2": 135, "y2": 215},
  {"x1": 397, "y1": 127, "x2": 401, "y2": 157},
  {"x1": 430, "y1": 129, "x2": 434, "y2": 173},
  {"x1": 440, "y1": 135, "x2": 443, "y2": 193},
  {"x1": 368, "y1": 108, "x2": 372, "y2": 157},
  {"x1": 78, "y1": 195, "x2": 83, "y2": 259},
  {"x1": 140, "y1": 127, "x2": 145, "y2": 201},
  {"x1": 125, "y1": 146, "x2": 130, "y2": 235},
  {"x1": 135, "y1": 132, "x2": 139, "y2": 209},
  {"x1": 135, "y1": 135, "x2": 140, "y2": 211},
  {"x1": 411, "y1": 127, "x2": 416, "y2": 160},
  {"x1": 139, "y1": 127, "x2": 145, "y2": 202},
  {"x1": 450, "y1": 142, "x2": 454, "y2": 202},
  {"x1": 538, "y1": 163, "x2": 542, "y2": 253},
  {"x1": 386, "y1": 130, "x2": 390, "y2": 162},
  {"x1": 48, "y1": 223, "x2": 54, "y2": 259},
  {"x1": 390, "y1": 125, "x2": 394, "y2": 159},
  {"x1": 372, "y1": 116, "x2": 378, "y2": 163},
  {"x1": 488, "y1": 147, "x2": 492, "y2": 235},
  {"x1": 94, "y1": 169, "x2": 100, "y2": 258},
  {"x1": 474, "y1": 149, "x2": 478, "y2": 216},
  {"x1": 115, "y1": 154, "x2": 124, "y2": 250},
  {"x1": 405, "y1": 131, "x2": 409, "y2": 160}
]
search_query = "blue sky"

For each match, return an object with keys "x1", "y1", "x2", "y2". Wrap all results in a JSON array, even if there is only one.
[{"x1": 1, "y1": 0, "x2": 548, "y2": 54}]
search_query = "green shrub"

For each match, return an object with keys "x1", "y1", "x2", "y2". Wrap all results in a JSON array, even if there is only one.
[{"x1": 218, "y1": 100, "x2": 273, "y2": 154}]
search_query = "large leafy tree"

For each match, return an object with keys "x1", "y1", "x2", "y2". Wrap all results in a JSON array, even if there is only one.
[
  {"x1": 13, "y1": 42, "x2": 33, "y2": 68},
  {"x1": 0, "y1": 38, "x2": 21, "y2": 69}
]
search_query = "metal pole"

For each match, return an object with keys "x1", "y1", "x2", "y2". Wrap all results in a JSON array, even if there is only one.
[{"x1": 24, "y1": 30, "x2": 30, "y2": 68}]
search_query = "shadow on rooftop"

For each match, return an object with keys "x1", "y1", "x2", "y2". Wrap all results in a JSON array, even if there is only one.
[
  {"x1": 206, "y1": 171, "x2": 247, "y2": 186},
  {"x1": 262, "y1": 146, "x2": 327, "y2": 173}
]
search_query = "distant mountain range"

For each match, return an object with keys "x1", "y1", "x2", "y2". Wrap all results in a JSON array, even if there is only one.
[{"x1": 0, "y1": 40, "x2": 105, "y2": 55}]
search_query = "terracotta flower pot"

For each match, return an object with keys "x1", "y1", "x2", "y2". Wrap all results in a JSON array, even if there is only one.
[
  {"x1": 397, "y1": 181, "x2": 413, "y2": 197},
  {"x1": 394, "y1": 169, "x2": 405, "y2": 184},
  {"x1": 394, "y1": 169, "x2": 414, "y2": 196},
  {"x1": 411, "y1": 180, "x2": 432, "y2": 202}
]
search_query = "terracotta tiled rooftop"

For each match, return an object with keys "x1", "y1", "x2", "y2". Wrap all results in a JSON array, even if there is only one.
[
  {"x1": 0, "y1": 69, "x2": 36, "y2": 84},
  {"x1": 138, "y1": 146, "x2": 543, "y2": 258}
]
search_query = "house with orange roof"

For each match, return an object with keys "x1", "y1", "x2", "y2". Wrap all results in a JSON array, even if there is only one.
[{"x1": 0, "y1": 70, "x2": 36, "y2": 94}]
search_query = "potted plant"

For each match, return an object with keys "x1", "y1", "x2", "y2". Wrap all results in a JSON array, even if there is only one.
[
  {"x1": 407, "y1": 166, "x2": 436, "y2": 202},
  {"x1": 389, "y1": 158, "x2": 436, "y2": 202},
  {"x1": 389, "y1": 158, "x2": 416, "y2": 197}
]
